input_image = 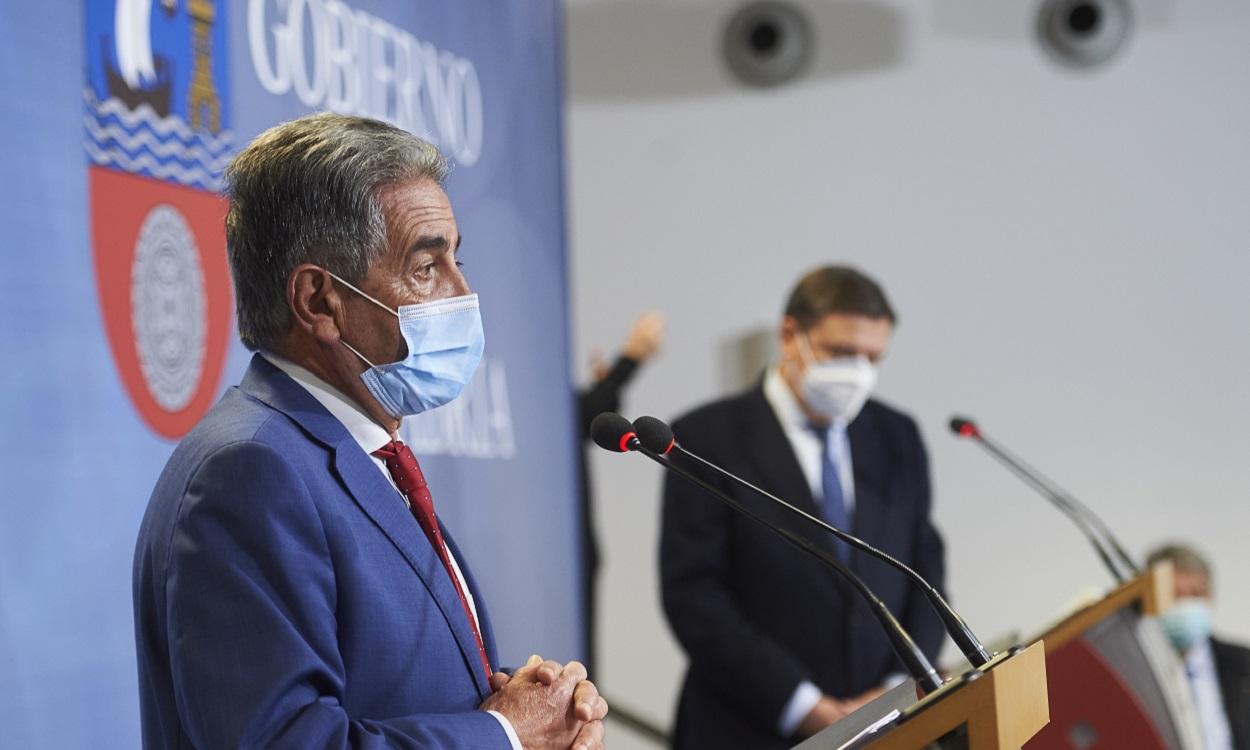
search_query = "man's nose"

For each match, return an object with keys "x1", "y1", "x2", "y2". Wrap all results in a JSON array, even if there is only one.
[{"x1": 450, "y1": 264, "x2": 472, "y2": 297}]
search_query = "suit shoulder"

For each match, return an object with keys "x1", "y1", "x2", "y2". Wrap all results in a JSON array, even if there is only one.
[
  {"x1": 136, "y1": 391, "x2": 321, "y2": 586},
  {"x1": 1214, "y1": 638, "x2": 1250, "y2": 669},
  {"x1": 671, "y1": 389, "x2": 756, "y2": 436},
  {"x1": 860, "y1": 398, "x2": 924, "y2": 442},
  {"x1": 861, "y1": 397, "x2": 918, "y2": 428},
  {"x1": 172, "y1": 387, "x2": 319, "y2": 464},
  {"x1": 144, "y1": 390, "x2": 311, "y2": 519}
]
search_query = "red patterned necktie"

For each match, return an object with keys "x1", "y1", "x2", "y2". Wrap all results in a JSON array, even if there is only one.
[{"x1": 373, "y1": 440, "x2": 492, "y2": 681}]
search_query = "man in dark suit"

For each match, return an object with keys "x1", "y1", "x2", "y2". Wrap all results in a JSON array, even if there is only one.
[
  {"x1": 1148, "y1": 544, "x2": 1250, "y2": 750},
  {"x1": 133, "y1": 114, "x2": 607, "y2": 749},
  {"x1": 660, "y1": 266, "x2": 945, "y2": 749}
]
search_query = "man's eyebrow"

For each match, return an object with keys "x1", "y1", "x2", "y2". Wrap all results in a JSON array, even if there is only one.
[{"x1": 410, "y1": 234, "x2": 453, "y2": 252}]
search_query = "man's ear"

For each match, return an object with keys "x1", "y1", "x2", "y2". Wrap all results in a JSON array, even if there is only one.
[
  {"x1": 779, "y1": 315, "x2": 800, "y2": 345},
  {"x1": 288, "y1": 264, "x2": 344, "y2": 345},
  {"x1": 777, "y1": 316, "x2": 807, "y2": 383}
]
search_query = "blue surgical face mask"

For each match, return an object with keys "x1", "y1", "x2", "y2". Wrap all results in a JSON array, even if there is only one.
[
  {"x1": 1158, "y1": 597, "x2": 1213, "y2": 653},
  {"x1": 328, "y1": 272, "x2": 484, "y2": 419}
]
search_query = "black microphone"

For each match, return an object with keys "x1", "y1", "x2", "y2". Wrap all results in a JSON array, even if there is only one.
[
  {"x1": 590, "y1": 411, "x2": 640, "y2": 454},
  {"x1": 949, "y1": 415, "x2": 1140, "y2": 583},
  {"x1": 591, "y1": 412, "x2": 945, "y2": 694},
  {"x1": 632, "y1": 415, "x2": 992, "y2": 669}
]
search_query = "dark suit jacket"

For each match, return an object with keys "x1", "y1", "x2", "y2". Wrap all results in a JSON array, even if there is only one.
[
  {"x1": 660, "y1": 384, "x2": 946, "y2": 750},
  {"x1": 133, "y1": 355, "x2": 511, "y2": 748},
  {"x1": 1214, "y1": 638, "x2": 1250, "y2": 750}
]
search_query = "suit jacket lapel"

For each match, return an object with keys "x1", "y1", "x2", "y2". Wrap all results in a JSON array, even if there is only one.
[
  {"x1": 443, "y1": 527, "x2": 499, "y2": 668},
  {"x1": 240, "y1": 354, "x2": 492, "y2": 698},
  {"x1": 333, "y1": 447, "x2": 493, "y2": 697},
  {"x1": 740, "y1": 385, "x2": 837, "y2": 555},
  {"x1": 844, "y1": 405, "x2": 901, "y2": 681},
  {"x1": 848, "y1": 407, "x2": 891, "y2": 579},
  {"x1": 741, "y1": 386, "x2": 819, "y2": 512}
]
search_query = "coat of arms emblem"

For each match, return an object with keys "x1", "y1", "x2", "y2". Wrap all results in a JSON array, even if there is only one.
[{"x1": 84, "y1": 0, "x2": 233, "y2": 438}]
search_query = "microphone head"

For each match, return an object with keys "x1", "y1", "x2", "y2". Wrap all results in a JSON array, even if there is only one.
[
  {"x1": 590, "y1": 412, "x2": 638, "y2": 453},
  {"x1": 949, "y1": 416, "x2": 981, "y2": 439},
  {"x1": 633, "y1": 415, "x2": 676, "y2": 454}
]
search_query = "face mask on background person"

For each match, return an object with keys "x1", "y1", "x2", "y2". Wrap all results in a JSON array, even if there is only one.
[
  {"x1": 328, "y1": 271, "x2": 484, "y2": 419},
  {"x1": 797, "y1": 334, "x2": 878, "y2": 425},
  {"x1": 1158, "y1": 597, "x2": 1214, "y2": 652}
]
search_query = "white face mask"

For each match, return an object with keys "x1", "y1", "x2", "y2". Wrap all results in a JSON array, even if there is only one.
[{"x1": 796, "y1": 335, "x2": 878, "y2": 425}]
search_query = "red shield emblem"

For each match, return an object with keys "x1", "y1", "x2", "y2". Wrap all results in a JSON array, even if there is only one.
[{"x1": 89, "y1": 169, "x2": 232, "y2": 438}]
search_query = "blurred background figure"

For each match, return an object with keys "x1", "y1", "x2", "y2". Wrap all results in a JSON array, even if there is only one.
[
  {"x1": 660, "y1": 267, "x2": 944, "y2": 748},
  {"x1": 1147, "y1": 543, "x2": 1250, "y2": 750},
  {"x1": 578, "y1": 311, "x2": 666, "y2": 671}
]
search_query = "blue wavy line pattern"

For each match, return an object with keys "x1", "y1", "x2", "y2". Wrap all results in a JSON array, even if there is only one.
[{"x1": 82, "y1": 87, "x2": 234, "y2": 192}]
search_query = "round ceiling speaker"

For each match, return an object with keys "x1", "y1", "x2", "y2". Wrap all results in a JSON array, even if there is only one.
[
  {"x1": 722, "y1": 1, "x2": 814, "y2": 87},
  {"x1": 1037, "y1": 0, "x2": 1134, "y2": 69}
]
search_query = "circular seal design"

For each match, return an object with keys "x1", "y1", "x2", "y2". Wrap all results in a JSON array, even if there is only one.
[{"x1": 131, "y1": 204, "x2": 206, "y2": 412}]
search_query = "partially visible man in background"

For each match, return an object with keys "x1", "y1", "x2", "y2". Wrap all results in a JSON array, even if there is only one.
[
  {"x1": 133, "y1": 113, "x2": 606, "y2": 749},
  {"x1": 1148, "y1": 544, "x2": 1250, "y2": 750},
  {"x1": 660, "y1": 266, "x2": 945, "y2": 749},
  {"x1": 577, "y1": 311, "x2": 665, "y2": 673}
]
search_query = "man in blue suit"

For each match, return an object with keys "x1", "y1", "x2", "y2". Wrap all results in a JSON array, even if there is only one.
[
  {"x1": 660, "y1": 266, "x2": 946, "y2": 749},
  {"x1": 133, "y1": 113, "x2": 607, "y2": 749}
]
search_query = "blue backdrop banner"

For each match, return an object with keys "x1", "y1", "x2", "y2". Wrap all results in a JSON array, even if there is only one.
[{"x1": 0, "y1": 2, "x2": 578, "y2": 746}]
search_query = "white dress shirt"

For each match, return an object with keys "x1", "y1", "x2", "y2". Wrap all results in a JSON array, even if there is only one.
[
  {"x1": 261, "y1": 353, "x2": 521, "y2": 749},
  {"x1": 1185, "y1": 640, "x2": 1234, "y2": 750},
  {"x1": 763, "y1": 369, "x2": 856, "y2": 515},
  {"x1": 762, "y1": 368, "x2": 860, "y2": 736},
  {"x1": 765, "y1": 369, "x2": 908, "y2": 734}
]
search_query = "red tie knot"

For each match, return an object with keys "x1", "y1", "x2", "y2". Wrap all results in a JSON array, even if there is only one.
[
  {"x1": 373, "y1": 439, "x2": 403, "y2": 460},
  {"x1": 373, "y1": 440, "x2": 434, "y2": 511}
]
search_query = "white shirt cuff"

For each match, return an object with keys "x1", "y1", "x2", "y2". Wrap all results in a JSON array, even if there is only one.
[
  {"x1": 486, "y1": 710, "x2": 523, "y2": 750},
  {"x1": 881, "y1": 672, "x2": 908, "y2": 690},
  {"x1": 778, "y1": 680, "x2": 823, "y2": 737}
]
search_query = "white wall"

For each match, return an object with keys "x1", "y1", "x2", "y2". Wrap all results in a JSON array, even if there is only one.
[{"x1": 565, "y1": 1, "x2": 1250, "y2": 746}]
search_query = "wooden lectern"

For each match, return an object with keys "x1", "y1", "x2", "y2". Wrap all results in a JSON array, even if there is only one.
[
  {"x1": 1024, "y1": 562, "x2": 1205, "y2": 750},
  {"x1": 793, "y1": 641, "x2": 1050, "y2": 750}
]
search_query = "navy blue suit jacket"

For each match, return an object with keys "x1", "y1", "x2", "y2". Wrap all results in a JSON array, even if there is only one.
[
  {"x1": 1213, "y1": 638, "x2": 1250, "y2": 750},
  {"x1": 660, "y1": 385, "x2": 946, "y2": 749},
  {"x1": 133, "y1": 355, "x2": 510, "y2": 748}
]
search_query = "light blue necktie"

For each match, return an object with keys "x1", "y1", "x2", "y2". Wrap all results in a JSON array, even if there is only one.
[{"x1": 810, "y1": 423, "x2": 852, "y2": 562}]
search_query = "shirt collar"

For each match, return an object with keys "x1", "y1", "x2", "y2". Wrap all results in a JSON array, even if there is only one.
[
  {"x1": 764, "y1": 366, "x2": 849, "y2": 434},
  {"x1": 260, "y1": 351, "x2": 393, "y2": 455},
  {"x1": 764, "y1": 367, "x2": 811, "y2": 432}
]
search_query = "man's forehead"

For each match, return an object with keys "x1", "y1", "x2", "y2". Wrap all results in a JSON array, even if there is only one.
[
  {"x1": 379, "y1": 179, "x2": 458, "y2": 246},
  {"x1": 379, "y1": 178, "x2": 453, "y2": 216},
  {"x1": 808, "y1": 312, "x2": 893, "y2": 339},
  {"x1": 1174, "y1": 567, "x2": 1210, "y2": 590}
]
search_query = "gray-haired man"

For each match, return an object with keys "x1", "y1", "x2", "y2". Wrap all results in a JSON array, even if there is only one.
[
  {"x1": 133, "y1": 113, "x2": 606, "y2": 749},
  {"x1": 1148, "y1": 544, "x2": 1249, "y2": 750}
]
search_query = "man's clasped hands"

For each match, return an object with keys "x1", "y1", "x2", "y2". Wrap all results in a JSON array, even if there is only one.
[{"x1": 482, "y1": 655, "x2": 610, "y2": 750}]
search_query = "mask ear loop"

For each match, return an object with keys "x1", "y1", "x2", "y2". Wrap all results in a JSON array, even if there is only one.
[
  {"x1": 796, "y1": 330, "x2": 819, "y2": 367},
  {"x1": 324, "y1": 270, "x2": 392, "y2": 368},
  {"x1": 325, "y1": 270, "x2": 400, "y2": 318},
  {"x1": 339, "y1": 338, "x2": 378, "y2": 369},
  {"x1": 778, "y1": 327, "x2": 811, "y2": 384}
]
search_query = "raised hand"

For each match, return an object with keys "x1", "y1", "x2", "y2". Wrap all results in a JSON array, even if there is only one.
[{"x1": 620, "y1": 312, "x2": 665, "y2": 363}]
